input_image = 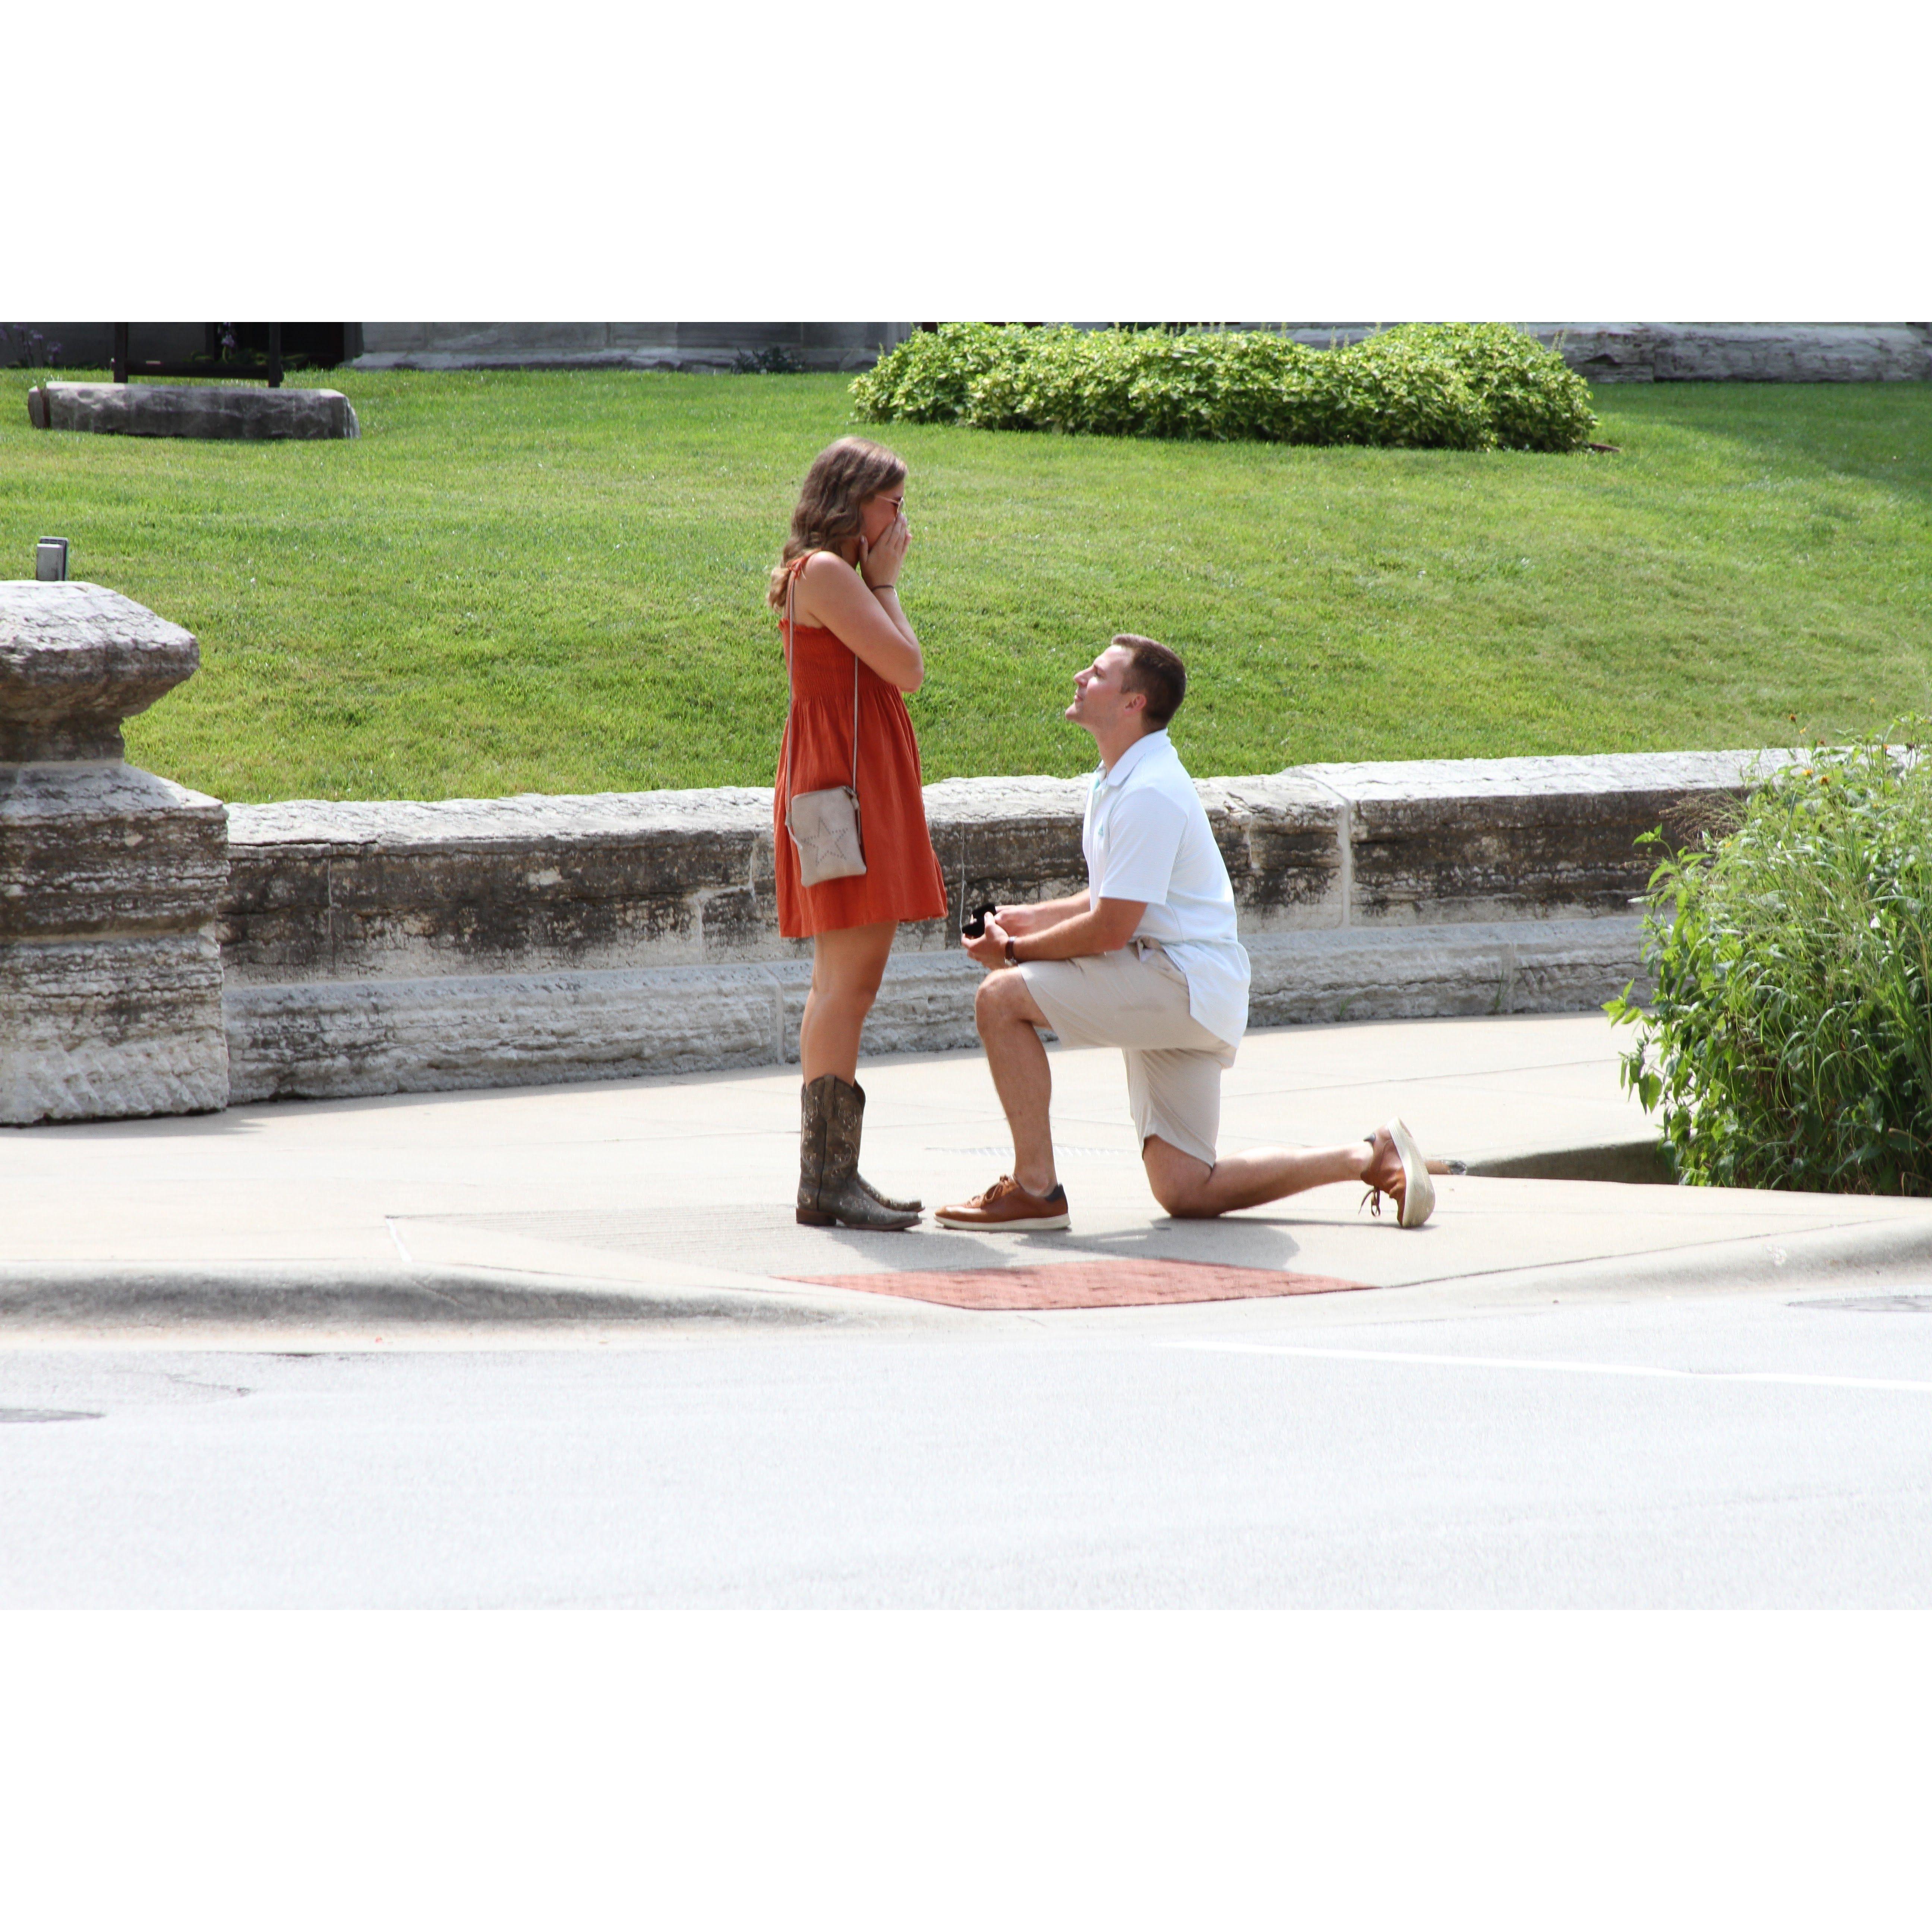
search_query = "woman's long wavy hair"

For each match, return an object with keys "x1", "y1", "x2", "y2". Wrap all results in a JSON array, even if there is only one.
[{"x1": 766, "y1": 436, "x2": 907, "y2": 609}]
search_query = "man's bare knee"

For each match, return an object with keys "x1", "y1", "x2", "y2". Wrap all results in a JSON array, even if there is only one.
[
  {"x1": 1155, "y1": 1181, "x2": 1219, "y2": 1219},
  {"x1": 1144, "y1": 1139, "x2": 1220, "y2": 1219},
  {"x1": 976, "y1": 971, "x2": 1043, "y2": 1035},
  {"x1": 973, "y1": 973, "x2": 1006, "y2": 1036}
]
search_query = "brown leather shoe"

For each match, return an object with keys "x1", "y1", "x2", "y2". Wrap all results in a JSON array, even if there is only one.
[
  {"x1": 1360, "y1": 1118, "x2": 1436, "y2": 1229},
  {"x1": 934, "y1": 1174, "x2": 1071, "y2": 1232}
]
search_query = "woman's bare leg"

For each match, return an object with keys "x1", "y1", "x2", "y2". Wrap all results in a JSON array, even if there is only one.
[{"x1": 799, "y1": 921, "x2": 897, "y2": 1083}]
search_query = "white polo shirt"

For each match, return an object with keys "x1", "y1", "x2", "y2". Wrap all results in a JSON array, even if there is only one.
[{"x1": 1084, "y1": 729, "x2": 1251, "y2": 1047}]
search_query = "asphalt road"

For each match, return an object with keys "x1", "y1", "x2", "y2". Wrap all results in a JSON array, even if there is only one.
[{"x1": 4, "y1": 1283, "x2": 1930, "y2": 1607}]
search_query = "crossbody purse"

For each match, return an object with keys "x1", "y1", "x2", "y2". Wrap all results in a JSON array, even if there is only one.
[{"x1": 781, "y1": 563, "x2": 868, "y2": 888}]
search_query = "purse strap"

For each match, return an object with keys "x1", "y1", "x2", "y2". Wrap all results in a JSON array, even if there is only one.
[{"x1": 781, "y1": 555, "x2": 861, "y2": 804}]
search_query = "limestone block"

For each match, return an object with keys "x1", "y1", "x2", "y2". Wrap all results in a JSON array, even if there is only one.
[
  {"x1": 1527, "y1": 324, "x2": 1658, "y2": 383},
  {"x1": 29, "y1": 382, "x2": 360, "y2": 441},
  {"x1": 801, "y1": 323, "x2": 915, "y2": 370},
  {"x1": 221, "y1": 789, "x2": 776, "y2": 981},
  {"x1": 769, "y1": 953, "x2": 986, "y2": 1063},
  {"x1": 1195, "y1": 774, "x2": 1345, "y2": 931},
  {"x1": 1, "y1": 581, "x2": 199, "y2": 760},
  {"x1": 1303, "y1": 750, "x2": 1790, "y2": 925},
  {"x1": 1, "y1": 933, "x2": 228, "y2": 1120},
  {"x1": 218, "y1": 919, "x2": 1652, "y2": 1107},
  {"x1": 607, "y1": 324, "x2": 684, "y2": 352},
  {"x1": 405, "y1": 323, "x2": 616, "y2": 357},
  {"x1": 357, "y1": 323, "x2": 432, "y2": 355},
  {"x1": 915, "y1": 771, "x2": 1345, "y2": 946},
  {"x1": 1, "y1": 580, "x2": 228, "y2": 1124},
  {"x1": 350, "y1": 322, "x2": 910, "y2": 372},
  {"x1": 1244, "y1": 918, "x2": 1648, "y2": 1027},
  {"x1": 0, "y1": 763, "x2": 227, "y2": 939},
  {"x1": 224, "y1": 963, "x2": 784, "y2": 1102},
  {"x1": 1650, "y1": 325, "x2": 1931, "y2": 383},
  {"x1": 919, "y1": 776, "x2": 1092, "y2": 948}
]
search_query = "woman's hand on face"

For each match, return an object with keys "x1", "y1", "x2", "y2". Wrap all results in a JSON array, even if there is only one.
[{"x1": 860, "y1": 512, "x2": 910, "y2": 590}]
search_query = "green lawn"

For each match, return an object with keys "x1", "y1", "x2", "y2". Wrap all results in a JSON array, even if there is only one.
[{"x1": 3, "y1": 368, "x2": 1929, "y2": 802}]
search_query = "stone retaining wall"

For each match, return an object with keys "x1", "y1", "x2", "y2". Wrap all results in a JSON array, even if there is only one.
[
  {"x1": 353, "y1": 323, "x2": 916, "y2": 373},
  {"x1": 0, "y1": 569, "x2": 1807, "y2": 1125},
  {"x1": 219, "y1": 750, "x2": 1784, "y2": 1104},
  {"x1": 15, "y1": 323, "x2": 1926, "y2": 382},
  {"x1": 348, "y1": 323, "x2": 1931, "y2": 382},
  {"x1": 1277, "y1": 324, "x2": 1932, "y2": 383}
]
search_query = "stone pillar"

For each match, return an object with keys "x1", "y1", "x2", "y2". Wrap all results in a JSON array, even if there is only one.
[{"x1": 1, "y1": 583, "x2": 229, "y2": 1124}]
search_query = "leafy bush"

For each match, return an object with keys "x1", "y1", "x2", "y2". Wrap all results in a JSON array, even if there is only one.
[
  {"x1": 850, "y1": 323, "x2": 1030, "y2": 423},
  {"x1": 1393, "y1": 323, "x2": 1600, "y2": 454},
  {"x1": 1609, "y1": 733, "x2": 1932, "y2": 1194},
  {"x1": 851, "y1": 322, "x2": 1595, "y2": 451}
]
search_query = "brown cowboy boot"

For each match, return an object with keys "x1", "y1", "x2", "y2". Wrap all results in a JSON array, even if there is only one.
[
  {"x1": 849, "y1": 1080, "x2": 922, "y2": 1215},
  {"x1": 796, "y1": 1076, "x2": 918, "y2": 1230}
]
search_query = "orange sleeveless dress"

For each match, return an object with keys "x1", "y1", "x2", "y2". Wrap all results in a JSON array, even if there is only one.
[{"x1": 774, "y1": 555, "x2": 948, "y2": 938}]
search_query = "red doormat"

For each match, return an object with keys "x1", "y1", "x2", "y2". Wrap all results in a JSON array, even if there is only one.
[{"x1": 784, "y1": 1259, "x2": 1372, "y2": 1311}]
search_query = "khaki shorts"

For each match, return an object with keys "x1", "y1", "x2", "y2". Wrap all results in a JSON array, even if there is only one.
[{"x1": 1017, "y1": 943, "x2": 1237, "y2": 1168}]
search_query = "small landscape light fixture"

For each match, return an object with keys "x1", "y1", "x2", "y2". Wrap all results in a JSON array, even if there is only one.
[{"x1": 35, "y1": 537, "x2": 70, "y2": 582}]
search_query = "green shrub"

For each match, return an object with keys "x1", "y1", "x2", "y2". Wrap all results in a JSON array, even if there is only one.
[
  {"x1": 848, "y1": 322, "x2": 1027, "y2": 424},
  {"x1": 1393, "y1": 323, "x2": 1601, "y2": 454},
  {"x1": 1312, "y1": 330, "x2": 1495, "y2": 450},
  {"x1": 851, "y1": 323, "x2": 1595, "y2": 451},
  {"x1": 1608, "y1": 733, "x2": 1932, "y2": 1194}
]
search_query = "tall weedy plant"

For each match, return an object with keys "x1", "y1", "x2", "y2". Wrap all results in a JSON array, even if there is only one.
[{"x1": 1609, "y1": 731, "x2": 1932, "y2": 1194}]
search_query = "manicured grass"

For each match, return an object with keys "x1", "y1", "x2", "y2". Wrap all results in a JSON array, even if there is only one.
[{"x1": 3, "y1": 368, "x2": 1929, "y2": 801}]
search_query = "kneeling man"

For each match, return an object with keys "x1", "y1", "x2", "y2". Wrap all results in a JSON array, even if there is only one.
[{"x1": 938, "y1": 634, "x2": 1434, "y2": 1232}]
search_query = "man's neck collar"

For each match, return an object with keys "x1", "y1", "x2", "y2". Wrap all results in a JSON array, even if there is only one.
[{"x1": 1096, "y1": 726, "x2": 1168, "y2": 781}]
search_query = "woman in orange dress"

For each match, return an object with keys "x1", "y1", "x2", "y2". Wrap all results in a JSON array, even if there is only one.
[{"x1": 770, "y1": 436, "x2": 948, "y2": 1229}]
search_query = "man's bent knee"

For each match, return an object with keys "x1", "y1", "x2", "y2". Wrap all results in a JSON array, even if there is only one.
[
  {"x1": 1153, "y1": 1180, "x2": 1219, "y2": 1219},
  {"x1": 1143, "y1": 1137, "x2": 1220, "y2": 1219},
  {"x1": 976, "y1": 970, "x2": 1045, "y2": 1033}
]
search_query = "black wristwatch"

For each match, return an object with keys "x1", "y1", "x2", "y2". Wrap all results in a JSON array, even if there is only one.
[{"x1": 1004, "y1": 937, "x2": 1019, "y2": 967}]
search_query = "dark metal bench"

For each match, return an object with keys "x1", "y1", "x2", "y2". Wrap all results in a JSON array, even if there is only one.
[{"x1": 112, "y1": 323, "x2": 283, "y2": 388}]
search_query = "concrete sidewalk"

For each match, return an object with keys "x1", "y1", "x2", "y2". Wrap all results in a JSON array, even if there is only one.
[{"x1": 3, "y1": 1011, "x2": 1929, "y2": 1342}]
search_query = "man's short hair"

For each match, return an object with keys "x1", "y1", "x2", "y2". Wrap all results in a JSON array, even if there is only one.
[{"x1": 1115, "y1": 634, "x2": 1187, "y2": 729}]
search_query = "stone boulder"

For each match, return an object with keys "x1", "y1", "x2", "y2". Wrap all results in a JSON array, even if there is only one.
[{"x1": 28, "y1": 382, "x2": 360, "y2": 440}]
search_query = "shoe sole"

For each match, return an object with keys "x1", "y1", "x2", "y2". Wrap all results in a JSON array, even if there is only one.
[
  {"x1": 1387, "y1": 1117, "x2": 1436, "y2": 1229},
  {"x1": 798, "y1": 1206, "x2": 918, "y2": 1230},
  {"x1": 932, "y1": 1212, "x2": 1070, "y2": 1232}
]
